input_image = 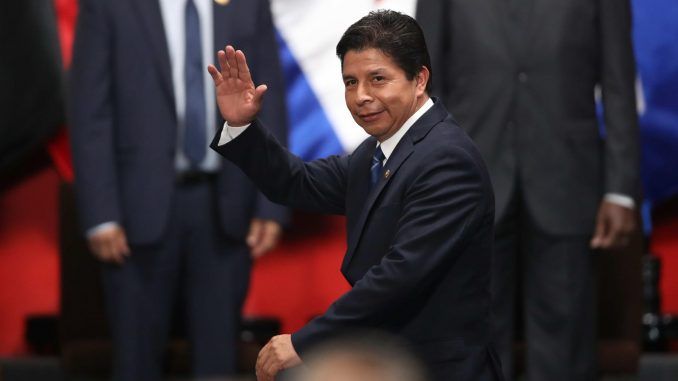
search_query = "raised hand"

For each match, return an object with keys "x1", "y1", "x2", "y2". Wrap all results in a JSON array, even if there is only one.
[{"x1": 208, "y1": 45, "x2": 267, "y2": 126}]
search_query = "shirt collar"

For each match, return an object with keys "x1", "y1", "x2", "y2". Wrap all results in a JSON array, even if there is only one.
[{"x1": 378, "y1": 97, "x2": 434, "y2": 163}]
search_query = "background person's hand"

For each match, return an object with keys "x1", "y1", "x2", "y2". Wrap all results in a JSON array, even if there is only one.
[
  {"x1": 208, "y1": 45, "x2": 267, "y2": 126},
  {"x1": 590, "y1": 200, "x2": 637, "y2": 250},
  {"x1": 255, "y1": 334, "x2": 302, "y2": 381},
  {"x1": 247, "y1": 219, "x2": 282, "y2": 258},
  {"x1": 88, "y1": 225, "x2": 130, "y2": 264}
]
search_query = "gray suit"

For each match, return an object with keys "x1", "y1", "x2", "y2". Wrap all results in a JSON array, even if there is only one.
[{"x1": 417, "y1": 0, "x2": 640, "y2": 379}]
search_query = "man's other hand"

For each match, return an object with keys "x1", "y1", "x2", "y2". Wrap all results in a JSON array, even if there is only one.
[
  {"x1": 256, "y1": 334, "x2": 302, "y2": 381},
  {"x1": 247, "y1": 219, "x2": 282, "y2": 259},
  {"x1": 208, "y1": 45, "x2": 267, "y2": 127},
  {"x1": 88, "y1": 225, "x2": 130, "y2": 264},
  {"x1": 590, "y1": 200, "x2": 636, "y2": 250}
]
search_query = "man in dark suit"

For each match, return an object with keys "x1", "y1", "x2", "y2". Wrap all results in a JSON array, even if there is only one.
[
  {"x1": 1, "y1": 0, "x2": 63, "y2": 182},
  {"x1": 417, "y1": 0, "x2": 640, "y2": 379},
  {"x1": 208, "y1": 11, "x2": 502, "y2": 381},
  {"x1": 68, "y1": 0, "x2": 287, "y2": 379}
]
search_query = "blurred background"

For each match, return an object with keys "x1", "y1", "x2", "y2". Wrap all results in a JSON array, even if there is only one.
[{"x1": 1, "y1": 0, "x2": 677, "y2": 380}]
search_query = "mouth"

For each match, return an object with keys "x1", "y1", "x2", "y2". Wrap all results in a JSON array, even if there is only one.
[{"x1": 358, "y1": 110, "x2": 384, "y2": 123}]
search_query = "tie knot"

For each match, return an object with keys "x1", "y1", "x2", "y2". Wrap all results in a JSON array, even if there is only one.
[{"x1": 372, "y1": 146, "x2": 385, "y2": 164}]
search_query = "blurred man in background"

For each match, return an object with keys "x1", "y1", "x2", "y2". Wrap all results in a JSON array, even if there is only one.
[
  {"x1": 417, "y1": 0, "x2": 640, "y2": 379},
  {"x1": 0, "y1": 0, "x2": 63, "y2": 185},
  {"x1": 68, "y1": 0, "x2": 287, "y2": 379}
]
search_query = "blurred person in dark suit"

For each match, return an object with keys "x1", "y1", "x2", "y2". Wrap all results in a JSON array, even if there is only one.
[
  {"x1": 68, "y1": 0, "x2": 287, "y2": 379},
  {"x1": 417, "y1": 0, "x2": 640, "y2": 379},
  {"x1": 209, "y1": 11, "x2": 502, "y2": 381},
  {"x1": 0, "y1": 0, "x2": 63, "y2": 183}
]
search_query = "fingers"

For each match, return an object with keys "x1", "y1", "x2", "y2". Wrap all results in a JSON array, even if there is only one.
[
  {"x1": 590, "y1": 209, "x2": 609, "y2": 249},
  {"x1": 207, "y1": 64, "x2": 223, "y2": 85},
  {"x1": 256, "y1": 342, "x2": 276, "y2": 381},
  {"x1": 260, "y1": 221, "x2": 281, "y2": 255},
  {"x1": 247, "y1": 219, "x2": 264, "y2": 251},
  {"x1": 88, "y1": 227, "x2": 130, "y2": 264},
  {"x1": 235, "y1": 49, "x2": 253, "y2": 83},
  {"x1": 254, "y1": 84, "x2": 269, "y2": 105},
  {"x1": 217, "y1": 49, "x2": 230, "y2": 78},
  {"x1": 225, "y1": 45, "x2": 239, "y2": 80},
  {"x1": 255, "y1": 338, "x2": 289, "y2": 381},
  {"x1": 591, "y1": 202, "x2": 637, "y2": 250},
  {"x1": 248, "y1": 220, "x2": 281, "y2": 258}
]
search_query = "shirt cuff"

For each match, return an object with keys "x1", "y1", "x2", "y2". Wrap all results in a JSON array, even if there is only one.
[
  {"x1": 218, "y1": 121, "x2": 251, "y2": 146},
  {"x1": 86, "y1": 221, "x2": 120, "y2": 238},
  {"x1": 604, "y1": 193, "x2": 635, "y2": 209}
]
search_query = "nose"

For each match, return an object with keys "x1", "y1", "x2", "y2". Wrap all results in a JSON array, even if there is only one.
[{"x1": 355, "y1": 82, "x2": 372, "y2": 105}]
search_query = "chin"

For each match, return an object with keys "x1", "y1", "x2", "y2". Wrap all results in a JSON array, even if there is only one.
[{"x1": 360, "y1": 125, "x2": 382, "y2": 138}]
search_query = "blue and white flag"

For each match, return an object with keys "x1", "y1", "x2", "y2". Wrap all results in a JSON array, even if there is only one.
[
  {"x1": 632, "y1": 0, "x2": 678, "y2": 206},
  {"x1": 271, "y1": 0, "x2": 418, "y2": 160}
]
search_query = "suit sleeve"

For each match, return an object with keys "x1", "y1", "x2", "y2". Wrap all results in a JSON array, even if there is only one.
[
  {"x1": 249, "y1": 0, "x2": 290, "y2": 224},
  {"x1": 599, "y1": 0, "x2": 641, "y2": 200},
  {"x1": 290, "y1": 146, "x2": 489, "y2": 354},
  {"x1": 211, "y1": 121, "x2": 347, "y2": 215},
  {"x1": 68, "y1": 0, "x2": 122, "y2": 232}
]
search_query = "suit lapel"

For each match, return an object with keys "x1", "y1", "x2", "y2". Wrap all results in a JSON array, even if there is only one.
[
  {"x1": 342, "y1": 136, "x2": 415, "y2": 271},
  {"x1": 345, "y1": 138, "x2": 375, "y2": 239},
  {"x1": 341, "y1": 100, "x2": 449, "y2": 271},
  {"x1": 130, "y1": 0, "x2": 175, "y2": 109}
]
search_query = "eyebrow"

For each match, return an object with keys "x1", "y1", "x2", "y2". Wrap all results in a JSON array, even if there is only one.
[{"x1": 342, "y1": 68, "x2": 387, "y2": 81}]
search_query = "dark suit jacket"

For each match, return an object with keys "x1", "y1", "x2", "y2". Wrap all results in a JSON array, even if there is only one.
[
  {"x1": 69, "y1": 0, "x2": 287, "y2": 244},
  {"x1": 418, "y1": 0, "x2": 640, "y2": 235},
  {"x1": 1, "y1": 0, "x2": 63, "y2": 181},
  {"x1": 212, "y1": 100, "x2": 502, "y2": 381}
]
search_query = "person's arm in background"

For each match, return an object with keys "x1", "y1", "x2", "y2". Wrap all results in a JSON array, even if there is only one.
[
  {"x1": 244, "y1": 0, "x2": 289, "y2": 257},
  {"x1": 591, "y1": 0, "x2": 641, "y2": 250},
  {"x1": 68, "y1": 0, "x2": 129, "y2": 264}
]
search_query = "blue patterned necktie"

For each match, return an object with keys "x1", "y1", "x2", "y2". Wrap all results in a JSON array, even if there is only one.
[
  {"x1": 184, "y1": 0, "x2": 207, "y2": 167},
  {"x1": 370, "y1": 145, "x2": 385, "y2": 190}
]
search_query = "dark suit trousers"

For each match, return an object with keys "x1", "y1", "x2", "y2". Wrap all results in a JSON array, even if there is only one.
[
  {"x1": 101, "y1": 180, "x2": 251, "y2": 381},
  {"x1": 491, "y1": 188, "x2": 596, "y2": 381}
]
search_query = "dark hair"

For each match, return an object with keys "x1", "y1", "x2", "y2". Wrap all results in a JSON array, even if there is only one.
[{"x1": 336, "y1": 10, "x2": 432, "y2": 93}]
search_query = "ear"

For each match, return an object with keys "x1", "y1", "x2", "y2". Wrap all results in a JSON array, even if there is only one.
[{"x1": 415, "y1": 66, "x2": 430, "y2": 96}]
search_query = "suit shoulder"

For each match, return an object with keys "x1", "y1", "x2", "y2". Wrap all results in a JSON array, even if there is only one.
[
  {"x1": 417, "y1": 119, "x2": 493, "y2": 187},
  {"x1": 425, "y1": 119, "x2": 483, "y2": 161}
]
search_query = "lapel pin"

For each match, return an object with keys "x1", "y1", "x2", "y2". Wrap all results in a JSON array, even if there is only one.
[
  {"x1": 384, "y1": 169, "x2": 391, "y2": 179},
  {"x1": 214, "y1": 0, "x2": 230, "y2": 6}
]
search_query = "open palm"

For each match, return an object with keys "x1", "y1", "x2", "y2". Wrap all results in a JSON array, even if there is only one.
[{"x1": 208, "y1": 45, "x2": 267, "y2": 126}]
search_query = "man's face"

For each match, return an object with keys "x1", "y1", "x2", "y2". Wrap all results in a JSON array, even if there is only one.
[{"x1": 342, "y1": 48, "x2": 428, "y2": 142}]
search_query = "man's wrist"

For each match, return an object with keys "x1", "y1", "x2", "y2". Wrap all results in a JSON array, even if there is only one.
[
  {"x1": 604, "y1": 193, "x2": 635, "y2": 209},
  {"x1": 86, "y1": 221, "x2": 120, "y2": 238},
  {"x1": 218, "y1": 121, "x2": 252, "y2": 146}
]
